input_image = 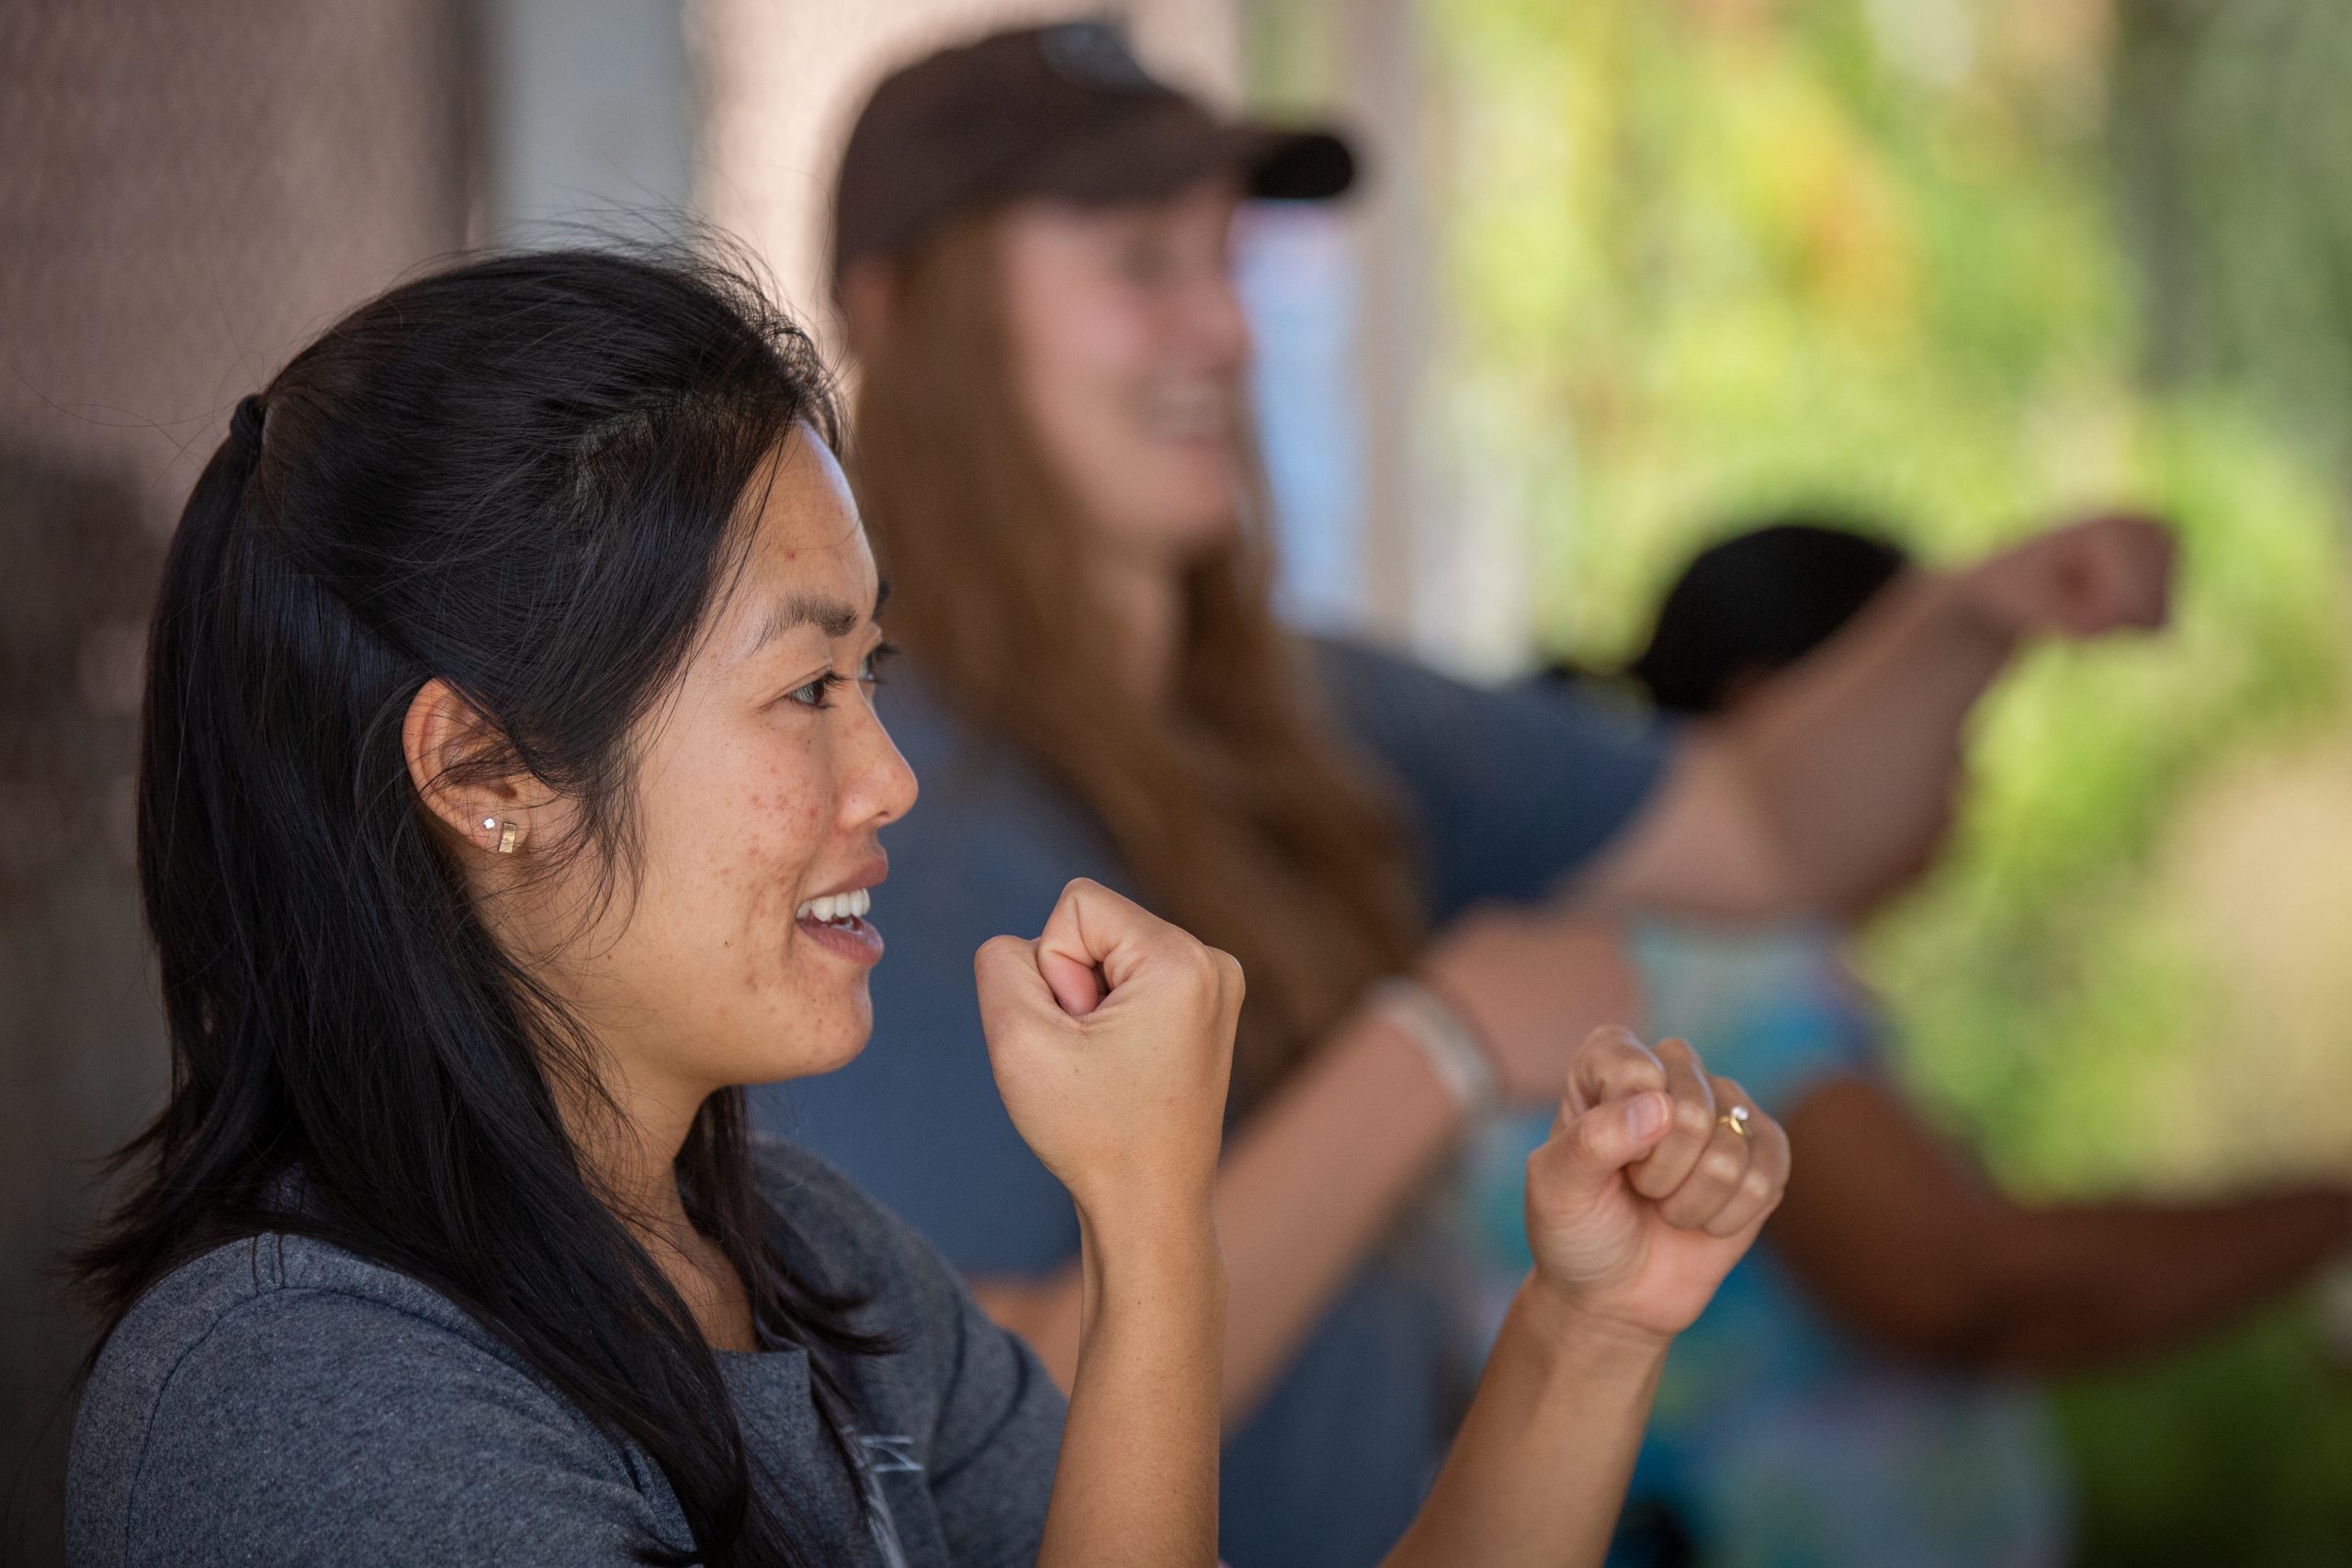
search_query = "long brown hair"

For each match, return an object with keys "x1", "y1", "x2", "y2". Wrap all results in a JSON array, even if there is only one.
[{"x1": 852, "y1": 215, "x2": 1422, "y2": 1110}]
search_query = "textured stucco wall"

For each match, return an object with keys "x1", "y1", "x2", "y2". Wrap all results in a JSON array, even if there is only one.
[{"x1": 0, "y1": 6, "x2": 470, "y2": 1558}]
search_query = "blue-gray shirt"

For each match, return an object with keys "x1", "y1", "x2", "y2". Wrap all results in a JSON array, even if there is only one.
[
  {"x1": 69, "y1": 1139, "x2": 1064, "y2": 1567},
  {"x1": 756, "y1": 638, "x2": 1670, "y2": 1568}
]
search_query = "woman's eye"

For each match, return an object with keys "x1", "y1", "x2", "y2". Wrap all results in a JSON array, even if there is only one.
[
  {"x1": 783, "y1": 646, "x2": 894, "y2": 710},
  {"x1": 785, "y1": 673, "x2": 842, "y2": 709}
]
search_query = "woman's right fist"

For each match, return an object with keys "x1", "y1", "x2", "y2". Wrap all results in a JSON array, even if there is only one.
[{"x1": 975, "y1": 879, "x2": 1243, "y2": 1221}]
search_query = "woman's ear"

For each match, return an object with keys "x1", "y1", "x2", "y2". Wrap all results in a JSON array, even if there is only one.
[{"x1": 401, "y1": 678, "x2": 531, "y2": 856}]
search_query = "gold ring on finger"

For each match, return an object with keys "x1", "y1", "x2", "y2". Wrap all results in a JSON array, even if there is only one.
[{"x1": 1717, "y1": 1104, "x2": 1752, "y2": 1141}]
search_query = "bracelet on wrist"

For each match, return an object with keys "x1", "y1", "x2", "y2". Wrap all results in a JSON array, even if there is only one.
[{"x1": 1365, "y1": 976, "x2": 1502, "y2": 1123}]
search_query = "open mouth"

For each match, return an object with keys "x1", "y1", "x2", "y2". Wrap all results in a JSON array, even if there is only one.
[{"x1": 793, "y1": 886, "x2": 883, "y2": 964}]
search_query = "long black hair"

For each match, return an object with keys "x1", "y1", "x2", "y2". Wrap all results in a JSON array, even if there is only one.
[{"x1": 77, "y1": 249, "x2": 880, "y2": 1566}]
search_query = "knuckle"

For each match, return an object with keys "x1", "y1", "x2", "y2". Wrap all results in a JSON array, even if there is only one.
[
  {"x1": 1167, "y1": 941, "x2": 1223, "y2": 999},
  {"x1": 1702, "y1": 1150, "x2": 1743, "y2": 1184},
  {"x1": 1741, "y1": 1172, "x2": 1775, "y2": 1201},
  {"x1": 1570, "y1": 1112, "x2": 1611, "y2": 1161},
  {"x1": 1673, "y1": 1099, "x2": 1714, "y2": 1136},
  {"x1": 1211, "y1": 948, "x2": 1246, "y2": 995}
]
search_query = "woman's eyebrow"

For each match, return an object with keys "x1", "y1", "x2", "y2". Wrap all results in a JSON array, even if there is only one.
[{"x1": 736, "y1": 581, "x2": 892, "y2": 663}]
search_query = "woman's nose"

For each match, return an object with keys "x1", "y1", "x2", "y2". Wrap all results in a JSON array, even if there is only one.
[
  {"x1": 1186, "y1": 273, "x2": 1252, "y2": 369},
  {"x1": 847, "y1": 702, "x2": 920, "y2": 829}
]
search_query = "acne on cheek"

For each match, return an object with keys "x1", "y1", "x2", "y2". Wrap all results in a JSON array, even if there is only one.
[
  {"x1": 725, "y1": 778, "x2": 831, "y2": 989},
  {"x1": 741, "y1": 792, "x2": 821, "y2": 829},
  {"x1": 752, "y1": 758, "x2": 824, "y2": 826}
]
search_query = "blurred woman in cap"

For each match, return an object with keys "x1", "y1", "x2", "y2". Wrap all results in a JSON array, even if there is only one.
[{"x1": 761, "y1": 20, "x2": 2175, "y2": 1566}]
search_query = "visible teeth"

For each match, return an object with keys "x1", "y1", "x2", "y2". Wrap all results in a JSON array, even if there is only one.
[{"x1": 794, "y1": 888, "x2": 871, "y2": 924}]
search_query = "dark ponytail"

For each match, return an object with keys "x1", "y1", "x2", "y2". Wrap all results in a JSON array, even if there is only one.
[{"x1": 80, "y1": 249, "x2": 880, "y2": 1567}]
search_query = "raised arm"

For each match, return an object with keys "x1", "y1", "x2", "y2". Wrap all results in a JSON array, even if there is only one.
[
  {"x1": 975, "y1": 878, "x2": 1241, "y2": 1567},
  {"x1": 1582, "y1": 514, "x2": 2176, "y2": 919},
  {"x1": 1770, "y1": 1077, "x2": 2352, "y2": 1372},
  {"x1": 976, "y1": 910, "x2": 1644, "y2": 1427},
  {"x1": 1386, "y1": 1030, "x2": 1792, "y2": 1568}
]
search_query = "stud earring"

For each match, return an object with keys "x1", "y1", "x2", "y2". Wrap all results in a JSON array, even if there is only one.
[{"x1": 482, "y1": 817, "x2": 522, "y2": 855}]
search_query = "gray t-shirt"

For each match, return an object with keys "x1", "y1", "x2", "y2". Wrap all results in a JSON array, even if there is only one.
[{"x1": 68, "y1": 1138, "x2": 1065, "y2": 1567}]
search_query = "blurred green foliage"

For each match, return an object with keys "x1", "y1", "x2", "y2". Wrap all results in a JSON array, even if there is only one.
[
  {"x1": 1424, "y1": 0, "x2": 2352, "y2": 1561},
  {"x1": 2114, "y1": 0, "x2": 2352, "y2": 461}
]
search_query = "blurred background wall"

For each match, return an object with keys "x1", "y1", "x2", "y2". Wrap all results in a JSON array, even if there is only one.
[
  {"x1": 8, "y1": 3, "x2": 2352, "y2": 1564},
  {"x1": 2, "y1": 4, "x2": 474, "y2": 1560}
]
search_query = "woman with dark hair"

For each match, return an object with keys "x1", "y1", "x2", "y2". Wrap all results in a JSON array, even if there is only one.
[
  {"x1": 781, "y1": 21, "x2": 2174, "y2": 1567},
  {"x1": 1464, "y1": 516, "x2": 2352, "y2": 1568},
  {"x1": 65, "y1": 247, "x2": 1785, "y2": 1568}
]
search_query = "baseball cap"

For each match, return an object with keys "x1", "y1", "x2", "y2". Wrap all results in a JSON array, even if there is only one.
[{"x1": 831, "y1": 18, "x2": 1357, "y2": 292}]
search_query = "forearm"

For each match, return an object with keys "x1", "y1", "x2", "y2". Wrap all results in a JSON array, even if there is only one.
[
  {"x1": 978, "y1": 1010, "x2": 1465, "y2": 1423},
  {"x1": 1970, "y1": 1189, "x2": 2352, "y2": 1371},
  {"x1": 1713, "y1": 570, "x2": 2014, "y2": 914},
  {"x1": 1210, "y1": 1009, "x2": 1464, "y2": 1420},
  {"x1": 1038, "y1": 1205, "x2": 1224, "y2": 1568},
  {"x1": 1384, "y1": 1280, "x2": 1668, "y2": 1568}
]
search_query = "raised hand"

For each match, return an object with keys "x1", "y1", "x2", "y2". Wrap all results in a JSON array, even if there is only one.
[
  {"x1": 975, "y1": 878, "x2": 1243, "y2": 1223},
  {"x1": 1522, "y1": 1030, "x2": 1791, "y2": 1343},
  {"x1": 1962, "y1": 512, "x2": 2175, "y2": 640},
  {"x1": 977, "y1": 881, "x2": 1241, "y2": 1568}
]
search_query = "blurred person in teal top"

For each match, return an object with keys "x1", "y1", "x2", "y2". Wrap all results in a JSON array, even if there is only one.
[{"x1": 1454, "y1": 517, "x2": 2352, "y2": 1568}]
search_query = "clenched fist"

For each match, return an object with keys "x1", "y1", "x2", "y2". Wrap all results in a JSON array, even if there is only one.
[
  {"x1": 1962, "y1": 512, "x2": 2174, "y2": 641},
  {"x1": 975, "y1": 879, "x2": 1244, "y2": 1224},
  {"x1": 1523, "y1": 1029, "x2": 1792, "y2": 1342}
]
